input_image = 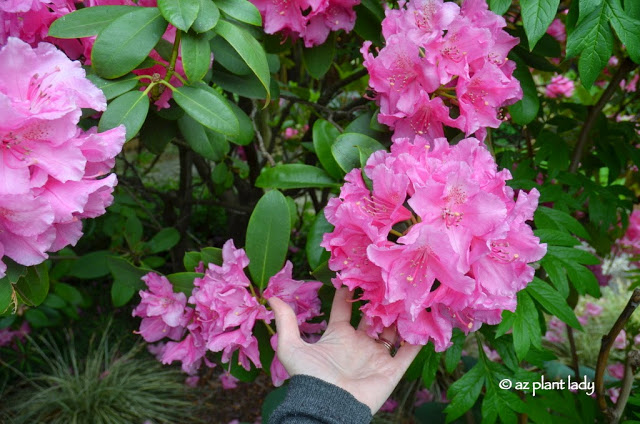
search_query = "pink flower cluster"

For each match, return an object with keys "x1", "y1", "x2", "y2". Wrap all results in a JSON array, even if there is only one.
[
  {"x1": 322, "y1": 136, "x2": 546, "y2": 351},
  {"x1": 133, "y1": 239, "x2": 324, "y2": 386},
  {"x1": 250, "y1": 0, "x2": 359, "y2": 47},
  {"x1": 362, "y1": 0, "x2": 522, "y2": 141},
  {"x1": 0, "y1": 38, "x2": 125, "y2": 278},
  {"x1": 546, "y1": 18, "x2": 566, "y2": 43},
  {"x1": 545, "y1": 74, "x2": 574, "y2": 98},
  {"x1": 619, "y1": 209, "x2": 640, "y2": 263}
]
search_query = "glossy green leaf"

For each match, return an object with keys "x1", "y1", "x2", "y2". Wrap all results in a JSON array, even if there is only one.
[
  {"x1": 211, "y1": 37, "x2": 252, "y2": 75},
  {"x1": 489, "y1": 0, "x2": 511, "y2": 14},
  {"x1": 227, "y1": 102, "x2": 254, "y2": 145},
  {"x1": 158, "y1": 0, "x2": 200, "y2": 31},
  {"x1": 534, "y1": 229, "x2": 580, "y2": 247},
  {"x1": 214, "y1": 20, "x2": 271, "y2": 102},
  {"x1": 107, "y1": 257, "x2": 149, "y2": 307},
  {"x1": 147, "y1": 228, "x2": 181, "y2": 253},
  {"x1": 546, "y1": 246, "x2": 600, "y2": 264},
  {"x1": 541, "y1": 256, "x2": 569, "y2": 297},
  {"x1": 508, "y1": 53, "x2": 539, "y2": 124},
  {"x1": 86, "y1": 73, "x2": 138, "y2": 100},
  {"x1": 0, "y1": 278, "x2": 14, "y2": 314},
  {"x1": 527, "y1": 278, "x2": 582, "y2": 329},
  {"x1": 14, "y1": 264, "x2": 49, "y2": 307},
  {"x1": 306, "y1": 211, "x2": 333, "y2": 270},
  {"x1": 331, "y1": 133, "x2": 386, "y2": 173},
  {"x1": 173, "y1": 83, "x2": 239, "y2": 136},
  {"x1": 210, "y1": 69, "x2": 276, "y2": 99},
  {"x1": 201, "y1": 247, "x2": 223, "y2": 265},
  {"x1": 444, "y1": 363, "x2": 485, "y2": 421},
  {"x1": 25, "y1": 309, "x2": 50, "y2": 328},
  {"x1": 256, "y1": 164, "x2": 339, "y2": 189},
  {"x1": 167, "y1": 272, "x2": 202, "y2": 295},
  {"x1": 70, "y1": 250, "x2": 111, "y2": 279},
  {"x1": 99, "y1": 90, "x2": 149, "y2": 141},
  {"x1": 245, "y1": 190, "x2": 291, "y2": 289},
  {"x1": 521, "y1": 0, "x2": 560, "y2": 50},
  {"x1": 91, "y1": 7, "x2": 168, "y2": 78},
  {"x1": 215, "y1": 0, "x2": 262, "y2": 26},
  {"x1": 183, "y1": 252, "x2": 202, "y2": 271},
  {"x1": 125, "y1": 214, "x2": 144, "y2": 249},
  {"x1": 445, "y1": 329, "x2": 465, "y2": 374},
  {"x1": 193, "y1": 0, "x2": 220, "y2": 32},
  {"x1": 608, "y1": 0, "x2": 640, "y2": 64},
  {"x1": 182, "y1": 31, "x2": 212, "y2": 82},
  {"x1": 512, "y1": 290, "x2": 541, "y2": 360},
  {"x1": 302, "y1": 33, "x2": 336, "y2": 79},
  {"x1": 141, "y1": 111, "x2": 178, "y2": 154},
  {"x1": 566, "y1": 3, "x2": 613, "y2": 88},
  {"x1": 534, "y1": 206, "x2": 590, "y2": 239},
  {"x1": 421, "y1": 343, "x2": 441, "y2": 388},
  {"x1": 313, "y1": 120, "x2": 343, "y2": 180},
  {"x1": 48, "y1": 6, "x2": 135, "y2": 38},
  {"x1": 178, "y1": 114, "x2": 229, "y2": 160}
]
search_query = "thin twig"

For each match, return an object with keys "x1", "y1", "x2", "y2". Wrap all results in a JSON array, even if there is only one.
[
  {"x1": 569, "y1": 58, "x2": 637, "y2": 173},
  {"x1": 251, "y1": 101, "x2": 276, "y2": 167},
  {"x1": 318, "y1": 68, "x2": 368, "y2": 105},
  {"x1": 609, "y1": 351, "x2": 639, "y2": 424},
  {"x1": 566, "y1": 326, "x2": 581, "y2": 381},
  {"x1": 595, "y1": 288, "x2": 640, "y2": 414}
]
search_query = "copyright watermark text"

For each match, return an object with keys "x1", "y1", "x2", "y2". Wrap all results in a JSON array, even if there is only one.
[{"x1": 499, "y1": 375, "x2": 594, "y2": 396}]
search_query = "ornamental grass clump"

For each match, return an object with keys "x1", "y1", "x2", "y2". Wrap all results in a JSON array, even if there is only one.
[{"x1": 0, "y1": 327, "x2": 193, "y2": 424}]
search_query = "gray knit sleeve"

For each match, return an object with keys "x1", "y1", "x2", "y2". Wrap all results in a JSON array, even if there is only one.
[{"x1": 268, "y1": 375, "x2": 373, "y2": 424}]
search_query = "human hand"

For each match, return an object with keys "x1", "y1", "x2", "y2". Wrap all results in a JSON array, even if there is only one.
[{"x1": 268, "y1": 287, "x2": 422, "y2": 414}]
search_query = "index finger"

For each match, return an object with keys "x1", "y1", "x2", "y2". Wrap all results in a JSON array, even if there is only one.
[{"x1": 328, "y1": 287, "x2": 354, "y2": 326}]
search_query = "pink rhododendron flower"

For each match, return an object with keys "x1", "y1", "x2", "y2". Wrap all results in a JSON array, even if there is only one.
[
  {"x1": 133, "y1": 239, "x2": 324, "y2": 386},
  {"x1": 0, "y1": 38, "x2": 125, "y2": 278},
  {"x1": 380, "y1": 398, "x2": 398, "y2": 413},
  {"x1": 546, "y1": 18, "x2": 566, "y2": 43},
  {"x1": 322, "y1": 136, "x2": 546, "y2": 350},
  {"x1": 414, "y1": 388, "x2": 434, "y2": 407},
  {"x1": 250, "y1": 0, "x2": 359, "y2": 47},
  {"x1": 614, "y1": 330, "x2": 627, "y2": 350},
  {"x1": 608, "y1": 363, "x2": 625, "y2": 380},
  {"x1": 283, "y1": 127, "x2": 299, "y2": 139},
  {"x1": 220, "y1": 372, "x2": 240, "y2": 390},
  {"x1": 185, "y1": 375, "x2": 200, "y2": 387},
  {"x1": 619, "y1": 209, "x2": 640, "y2": 265},
  {"x1": 0, "y1": 321, "x2": 30, "y2": 348},
  {"x1": 363, "y1": 0, "x2": 521, "y2": 141},
  {"x1": 545, "y1": 75, "x2": 575, "y2": 98}
]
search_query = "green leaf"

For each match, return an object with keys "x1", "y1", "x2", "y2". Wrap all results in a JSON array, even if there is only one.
[
  {"x1": 625, "y1": 0, "x2": 640, "y2": 19},
  {"x1": 444, "y1": 363, "x2": 485, "y2": 422},
  {"x1": 534, "y1": 229, "x2": 579, "y2": 247},
  {"x1": 546, "y1": 246, "x2": 600, "y2": 265},
  {"x1": 534, "y1": 206, "x2": 590, "y2": 239},
  {"x1": 48, "y1": 6, "x2": 136, "y2": 38},
  {"x1": 158, "y1": 0, "x2": 200, "y2": 31},
  {"x1": 0, "y1": 278, "x2": 14, "y2": 314},
  {"x1": 541, "y1": 256, "x2": 569, "y2": 297},
  {"x1": 86, "y1": 73, "x2": 138, "y2": 100},
  {"x1": 302, "y1": 33, "x2": 336, "y2": 79},
  {"x1": 201, "y1": 247, "x2": 223, "y2": 265},
  {"x1": 566, "y1": 3, "x2": 614, "y2": 88},
  {"x1": 125, "y1": 214, "x2": 144, "y2": 249},
  {"x1": 14, "y1": 264, "x2": 49, "y2": 307},
  {"x1": 227, "y1": 102, "x2": 254, "y2": 145},
  {"x1": 99, "y1": 90, "x2": 149, "y2": 141},
  {"x1": 256, "y1": 164, "x2": 339, "y2": 190},
  {"x1": 214, "y1": 20, "x2": 271, "y2": 103},
  {"x1": 183, "y1": 252, "x2": 202, "y2": 271},
  {"x1": 214, "y1": 0, "x2": 262, "y2": 26},
  {"x1": 527, "y1": 278, "x2": 582, "y2": 329},
  {"x1": 565, "y1": 262, "x2": 600, "y2": 296},
  {"x1": 210, "y1": 69, "x2": 277, "y2": 99},
  {"x1": 167, "y1": 272, "x2": 202, "y2": 295},
  {"x1": 147, "y1": 228, "x2": 181, "y2": 253},
  {"x1": 173, "y1": 83, "x2": 239, "y2": 136},
  {"x1": 521, "y1": 0, "x2": 560, "y2": 49},
  {"x1": 193, "y1": 0, "x2": 220, "y2": 32},
  {"x1": 331, "y1": 133, "x2": 386, "y2": 173},
  {"x1": 608, "y1": 0, "x2": 640, "y2": 63},
  {"x1": 512, "y1": 290, "x2": 541, "y2": 361},
  {"x1": 245, "y1": 190, "x2": 291, "y2": 289},
  {"x1": 310, "y1": 261, "x2": 335, "y2": 286},
  {"x1": 178, "y1": 114, "x2": 229, "y2": 160},
  {"x1": 489, "y1": 0, "x2": 511, "y2": 14},
  {"x1": 262, "y1": 386, "x2": 288, "y2": 423},
  {"x1": 210, "y1": 37, "x2": 252, "y2": 75},
  {"x1": 91, "y1": 7, "x2": 168, "y2": 78},
  {"x1": 306, "y1": 211, "x2": 333, "y2": 270},
  {"x1": 141, "y1": 111, "x2": 178, "y2": 154},
  {"x1": 25, "y1": 309, "x2": 50, "y2": 328},
  {"x1": 422, "y1": 343, "x2": 441, "y2": 388},
  {"x1": 508, "y1": 53, "x2": 540, "y2": 124},
  {"x1": 313, "y1": 120, "x2": 343, "y2": 180},
  {"x1": 182, "y1": 31, "x2": 212, "y2": 82},
  {"x1": 54, "y1": 283, "x2": 85, "y2": 306},
  {"x1": 107, "y1": 257, "x2": 149, "y2": 307},
  {"x1": 445, "y1": 329, "x2": 465, "y2": 374},
  {"x1": 70, "y1": 250, "x2": 111, "y2": 279}
]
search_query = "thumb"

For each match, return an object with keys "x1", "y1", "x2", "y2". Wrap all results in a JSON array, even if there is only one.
[{"x1": 268, "y1": 297, "x2": 302, "y2": 350}]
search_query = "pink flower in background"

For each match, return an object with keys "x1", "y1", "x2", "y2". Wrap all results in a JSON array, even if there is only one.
[
  {"x1": 0, "y1": 321, "x2": 30, "y2": 348},
  {"x1": 545, "y1": 75, "x2": 574, "y2": 98},
  {"x1": 414, "y1": 388, "x2": 435, "y2": 407},
  {"x1": 380, "y1": 398, "x2": 398, "y2": 413},
  {"x1": 546, "y1": 19, "x2": 566, "y2": 43},
  {"x1": 250, "y1": 0, "x2": 359, "y2": 47},
  {"x1": 0, "y1": 38, "x2": 125, "y2": 278},
  {"x1": 283, "y1": 127, "x2": 299, "y2": 139},
  {"x1": 619, "y1": 209, "x2": 640, "y2": 262},
  {"x1": 220, "y1": 372, "x2": 240, "y2": 390},
  {"x1": 363, "y1": 0, "x2": 522, "y2": 141},
  {"x1": 323, "y1": 136, "x2": 546, "y2": 350}
]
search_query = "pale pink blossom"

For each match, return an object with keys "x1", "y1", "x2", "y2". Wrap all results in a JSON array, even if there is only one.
[
  {"x1": 546, "y1": 19, "x2": 566, "y2": 43},
  {"x1": 545, "y1": 75, "x2": 575, "y2": 98},
  {"x1": 0, "y1": 38, "x2": 124, "y2": 277},
  {"x1": 220, "y1": 372, "x2": 240, "y2": 390},
  {"x1": 614, "y1": 330, "x2": 627, "y2": 350}
]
